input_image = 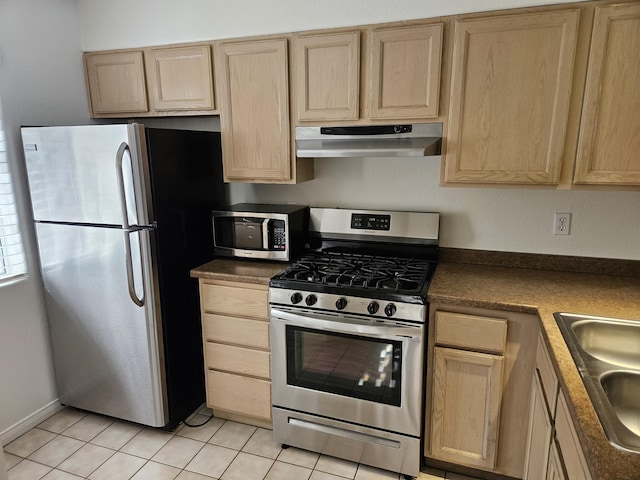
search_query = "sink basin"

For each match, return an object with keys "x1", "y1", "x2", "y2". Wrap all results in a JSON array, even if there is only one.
[
  {"x1": 554, "y1": 312, "x2": 640, "y2": 454},
  {"x1": 600, "y1": 371, "x2": 640, "y2": 437},
  {"x1": 571, "y1": 318, "x2": 640, "y2": 369}
]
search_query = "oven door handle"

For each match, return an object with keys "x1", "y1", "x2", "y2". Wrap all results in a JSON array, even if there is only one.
[{"x1": 270, "y1": 307, "x2": 423, "y2": 340}]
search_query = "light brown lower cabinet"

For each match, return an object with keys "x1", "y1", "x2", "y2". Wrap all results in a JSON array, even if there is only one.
[
  {"x1": 197, "y1": 279, "x2": 272, "y2": 427},
  {"x1": 425, "y1": 306, "x2": 538, "y2": 478},
  {"x1": 523, "y1": 373, "x2": 554, "y2": 479},
  {"x1": 523, "y1": 336, "x2": 592, "y2": 480},
  {"x1": 430, "y1": 346, "x2": 504, "y2": 469},
  {"x1": 546, "y1": 441, "x2": 567, "y2": 480}
]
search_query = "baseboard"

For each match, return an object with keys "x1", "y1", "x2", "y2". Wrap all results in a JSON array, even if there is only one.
[{"x1": 0, "y1": 399, "x2": 62, "y2": 446}]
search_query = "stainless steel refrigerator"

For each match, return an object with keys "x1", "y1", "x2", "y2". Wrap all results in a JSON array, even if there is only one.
[{"x1": 21, "y1": 124, "x2": 227, "y2": 429}]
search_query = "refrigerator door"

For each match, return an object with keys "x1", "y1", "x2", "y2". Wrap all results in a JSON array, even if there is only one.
[
  {"x1": 35, "y1": 222, "x2": 167, "y2": 427},
  {"x1": 21, "y1": 124, "x2": 150, "y2": 227}
]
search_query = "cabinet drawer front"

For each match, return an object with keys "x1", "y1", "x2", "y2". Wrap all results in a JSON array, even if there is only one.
[
  {"x1": 536, "y1": 335, "x2": 558, "y2": 415},
  {"x1": 206, "y1": 342, "x2": 270, "y2": 379},
  {"x1": 201, "y1": 282, "x2": 268, "y2": 319},
  {"x1": 435, "y1": 311, "x2": 507, "y2": 353},
  {"x1": 203, "y1": 313, "x2": 269, "y2": 349},
  {"x1": 207, "y1": 370, "x2": 272, "y2": 421}
]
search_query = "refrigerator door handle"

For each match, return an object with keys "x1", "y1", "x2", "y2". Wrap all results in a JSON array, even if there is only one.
[
  {"x1": 124, "y1": 228, "x2": 145, "y2": 307},
  {"x1": 116, "y1": 142, "x2": 133, "y2": 229}
]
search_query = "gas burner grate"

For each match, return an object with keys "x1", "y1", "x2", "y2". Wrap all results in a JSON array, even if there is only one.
[{"x1": 276, "y1": 252, "x2": 433, "y2": 294}]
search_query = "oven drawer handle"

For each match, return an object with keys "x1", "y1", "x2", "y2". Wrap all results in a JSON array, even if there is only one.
[
  {"x1": 271, "y1": 308, "x2": 422, "y2": 340},
  {"x1": 288, "y1": 417, "x2": 402, "y2": 449}
]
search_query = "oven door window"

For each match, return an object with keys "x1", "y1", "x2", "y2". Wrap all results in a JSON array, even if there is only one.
[{"x1": 285, "y1": 325, "x2": 402, "y2": 406}]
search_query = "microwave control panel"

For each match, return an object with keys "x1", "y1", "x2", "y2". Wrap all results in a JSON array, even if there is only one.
[{"x1": 270, "y1": 220, "x2": 286, "y2": 249}]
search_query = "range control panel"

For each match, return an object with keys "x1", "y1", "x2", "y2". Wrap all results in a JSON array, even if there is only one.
[{"x1": 351, "y1": 213, "x2": 391, "y2": 231}]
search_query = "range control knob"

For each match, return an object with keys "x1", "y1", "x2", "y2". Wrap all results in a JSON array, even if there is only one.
[
  {"x1": 367, "y1": 301, "x2": 379, "y2": 314},
  {"x1": 290, "y1": 292, "x2": 303, "y2": 304},
  {"x1": 384, "y1": 303, "x2": 397, "y2": 317},
  {"x1": 305, "y1": 294, "x2": 317, "y2": 306},
  {"x1": 335, "y1": 297, "x2": 348, "y2": 310}
]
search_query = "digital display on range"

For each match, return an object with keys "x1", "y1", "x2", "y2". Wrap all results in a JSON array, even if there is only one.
[{"x1": 351, "y1": 213, "x2": 391, "y2": 231}]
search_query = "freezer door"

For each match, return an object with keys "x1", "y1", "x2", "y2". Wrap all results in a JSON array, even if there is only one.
[
  {"x1": 36, "y1": 222, "x2": 167, "y2": 427},
  {"x1": 21, "y1": 125, "x2": 150, "y2": 227}
]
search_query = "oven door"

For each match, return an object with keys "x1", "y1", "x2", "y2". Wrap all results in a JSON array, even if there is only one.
[{"x1": 270, "y1": 306, "x2": 425, "y2": 436}]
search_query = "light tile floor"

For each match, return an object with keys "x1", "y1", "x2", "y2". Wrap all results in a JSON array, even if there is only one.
[{"x1": 4, "y1": 406, "x2": 481, "y2": 480}]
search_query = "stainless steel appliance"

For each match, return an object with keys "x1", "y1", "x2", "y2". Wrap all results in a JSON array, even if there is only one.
[
  {"x1": 295, "y1": 123, "x2": 442, "y2": 158},
  {"x1": 269, "y1": 207, "x2": 439, "y2": 478},
  {"x1": 212, "y1": 203, "x2": 309, "y2": 261},
  {"x1": 21, "y1": 124, "x2": 227, "y2": 429}
]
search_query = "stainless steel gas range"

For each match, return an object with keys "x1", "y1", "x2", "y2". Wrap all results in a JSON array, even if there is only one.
[{"x1": 269, "y1": 207, "x2": 439, "y2": 478}]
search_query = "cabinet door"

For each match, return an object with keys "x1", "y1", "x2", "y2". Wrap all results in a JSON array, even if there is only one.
[
  {"x1": 555, "y1": 391, "x2": 592, "y2": 480},
  {"x1": 294, "y1": 32, "x2": 360, "y2": 121},
  {"x1": 573, "y1": 3, "x2": 640, "y2": 185},
  {"x1": 523, "y1": 374, "x2": 553, "y2": 480},
  {"x1": 369, "y1": 24, "x2": 443, "y2": 119},
  {"x1": 546, "y1": 441, "x2": 568, "y2": 480},
  {"x1": 145, "y1": 45, "x2": 215, "y2": 112},
  {"x1": 430, "y1": 347, "x2": 504, "y2": 469},
  {"x1": 85, "y1": 51, "x2": 149, "y2": 115},
  {"x1": 444, "y1": 10, "x2": 579, "y2": 184},
  {"x1": 217, "y1": 39, "x2": 291, "y2": 182}
]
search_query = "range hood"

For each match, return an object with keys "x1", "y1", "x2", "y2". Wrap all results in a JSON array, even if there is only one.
[{"x1": 295, "y1": 123, "x2": 442, "y2": 158}]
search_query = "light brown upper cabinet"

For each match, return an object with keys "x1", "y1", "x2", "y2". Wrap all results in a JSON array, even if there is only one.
[
  {"x1": 293, "y1": 24, "x2": 443, "y2": 123},
  {"x1": 573, "y1": 3, "x2": 640, "y2": 185},
  {"x1": 369, "y1": 24, "x2": 443, "y2": 120},
  {"x1": 294, "y1": 31, "x2": 361, "y2": 121},
  {"x1": 85, "y1": 44, "x2": 215, "y2": 118},
  {"x1": 443, "y1": 10, "x2": 579, "y2": 185},
  {"x1": 85, "y1": 51, "x2": 149, "y2": 116},
  {"x1": 145, "y1": 44, "x2": 215, "y2": 112},
  {"x1": 217, "y1": 38, "x2": 312, "y2": 183}
]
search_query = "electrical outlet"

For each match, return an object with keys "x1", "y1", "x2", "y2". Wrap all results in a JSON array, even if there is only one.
[{"x1": 554, "y1": 213, "x2": 571, "y2": 235}]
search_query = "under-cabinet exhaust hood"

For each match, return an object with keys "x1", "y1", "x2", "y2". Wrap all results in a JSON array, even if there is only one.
[{"x1": 295, "y1": 123, "x2": 442, "y2": 158}]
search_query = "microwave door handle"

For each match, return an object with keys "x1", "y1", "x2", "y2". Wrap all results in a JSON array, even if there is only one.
[{"x1": 262, "y1": 218, "x2": 270, "y2": 249}]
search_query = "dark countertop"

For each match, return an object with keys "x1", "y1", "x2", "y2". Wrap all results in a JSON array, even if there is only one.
[
  {"x1": 429, "y1": 260, "x2": 640, "y2": 480},
  {"x1": 190, "y1": 258, "x2": 287, "y2": 285},
  {"x1": 191, "y1": 254, "x2": 640, "y2": 479}
]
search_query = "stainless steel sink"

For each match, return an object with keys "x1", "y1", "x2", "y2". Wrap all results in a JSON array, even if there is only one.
[
  {"x1": 554, "y1": 312, "x2": 640, "y2": 454},
  {"x1": 571, "y1": 318, "x2": 640, "y2": 369}
]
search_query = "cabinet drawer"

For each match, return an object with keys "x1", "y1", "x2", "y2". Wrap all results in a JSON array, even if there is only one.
[
  {"x1": 205, "y1": 342, "x2": 270, "y2": 379},
  {"x1": 435, "y1": 311, "x2": 507, "y2": 353},
  {"x1": 203, "y1": 313, "x2": 269, "y2": 349},
  {"x1": 207, "y1": 370, "x2": 272, "y2": 421},
  {"x1": 201, "y1": 282, "x2": 268, "y2": 319},
  {"x1": 536, "y1": 335, "x2": 559, "y2": 415}
]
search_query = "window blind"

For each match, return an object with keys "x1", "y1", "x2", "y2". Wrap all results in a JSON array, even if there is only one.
[{"x1": 0, "y1": 127, "x2": 26, "y2": 279}]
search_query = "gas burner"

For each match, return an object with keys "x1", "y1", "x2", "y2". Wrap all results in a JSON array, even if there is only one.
[{"x1": 273, "y1": 252, "x2": 433, "y2": 295}]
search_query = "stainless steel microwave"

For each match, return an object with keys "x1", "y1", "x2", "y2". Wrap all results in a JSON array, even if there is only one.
[{"x1": 212, "y1": 204, "x2": 309, "y2": 261}]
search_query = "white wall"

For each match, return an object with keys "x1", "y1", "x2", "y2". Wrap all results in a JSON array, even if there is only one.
[
  {"x1": 78, "y1": 0, "x2": 590, "y2": 50},
  {"x1": 0, "y1": 0, "x2": 91, "y2": 443},
  {"x1": 78, "y1": 0, "x2": 640, "y2": 261},
  {"x1": 231, "y1": 160, "x2": 640, "y2": 260}
]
